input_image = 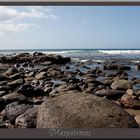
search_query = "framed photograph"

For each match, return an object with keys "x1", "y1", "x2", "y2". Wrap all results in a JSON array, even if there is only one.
[{"x1": 0, "y1": 0, "x2": 139, "y2": 139}]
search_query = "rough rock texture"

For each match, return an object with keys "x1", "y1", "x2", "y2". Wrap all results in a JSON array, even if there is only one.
[
  {"x1": 5, "y1": 102, "x2": 32, "y2": 123},
  {"x1": 35, "y1": 72, "x2": 47, "y2": 80},
  {"x1": 2, "y1": 92, "x2": 27, "y2": 104},
  {"x1": 15, "y1": 106, "x2": 38, "y2": 128},
  {"x1": 37, "y1": 92, "x2": 139, "y2": 128},
  {"x1": 121, "y1": 94, "x2": 140, "y2": 109},
  {"x1": 111, "y1": 80, "x2": 132, "y2": 90},
  {"x1": 95, "y1": 89, "x2": 125, "y2": 98}
]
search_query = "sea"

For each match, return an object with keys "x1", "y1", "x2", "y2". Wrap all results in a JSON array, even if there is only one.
[
  {"x1": 0, "y1": 49, "x2": 140, "y2": 63},
  {"x1": 1, "y1": 48, "x2": 140, "y2": 90}
]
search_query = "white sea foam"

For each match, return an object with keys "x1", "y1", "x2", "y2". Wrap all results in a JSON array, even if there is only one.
[
  {"x1": 80, "y1": 60, "x2": 88, "y2": 62},
  {"x1": 99, "y1": 50, "x2": 140, "y2": 55},
  {"x1": 131, "y1": 60, "x2": 140, "y2": 63}
]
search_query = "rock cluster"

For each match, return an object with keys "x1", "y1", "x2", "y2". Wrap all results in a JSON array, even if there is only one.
[{"x1": 0, "y1": 52, "x2": 139, "y2": 128}]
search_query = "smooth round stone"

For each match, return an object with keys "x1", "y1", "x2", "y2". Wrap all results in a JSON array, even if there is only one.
[{"x1": 37, "y1": 92, "x2": 139, "y2": 128}]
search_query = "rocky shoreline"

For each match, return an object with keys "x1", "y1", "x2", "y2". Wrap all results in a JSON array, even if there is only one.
[{"x1": 0, "y1": 52, "x2": 140, "y2": 128}]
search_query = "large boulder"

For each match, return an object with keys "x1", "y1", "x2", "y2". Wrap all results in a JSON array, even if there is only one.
[
  {"x1": 111, "y1": 80, "x2": 132, "y2": 90},
  {"x1": 37, "y1": 92, "x2": 139, "y2": 128}
]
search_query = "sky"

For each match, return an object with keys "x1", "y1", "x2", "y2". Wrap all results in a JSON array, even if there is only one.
[{"x1": 0, "y1": 6, "x2": 140, "y2": 50}]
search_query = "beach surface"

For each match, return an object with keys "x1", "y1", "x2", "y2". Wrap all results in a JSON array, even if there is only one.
[{"x1": 0, "y1": 51, "x2": 140, "y2": 128}]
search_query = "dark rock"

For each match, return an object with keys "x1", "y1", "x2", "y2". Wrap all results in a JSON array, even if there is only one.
[
  {"x1": 37, "y1": 92, "x2": 139, "y2": 128},
  {"x1": 95, "y1": 89, "x2": 125, "y2": 98},
  {"x1": 101, "y1": 79, "x2": 114, "y2": 86},
  {"x1": 136, "y1": 64, "x2": 140, "y2": 71},
  {"x1": 15, "y1": 107, "x2": 38, "y2": 128},
  {"x1": 87, "y1": 68, "x2": 99, "y2": 74},
  {"x1": 0, "y1": 98, "x2": 5, "y2": 111},
  {"x1": 44, "y1": 87, "x2": 52, "y2": 95},
  {"x1": 96, "y1": 69, "x2": 103, "y2": 74},
  {"x1": 35, "y1": 72, "x2": 47, "y2": 80},
  {"x1": 14, "y1": 63, "x2": 20, "y2": 69},
  {"x1": 25, "y1": 72, "x2": 34, "y2": 77},
  {"x1": 0, "y1": 91, "x2": 8, "y2": 97},
  {"x1": 104, "y1": 64, "x2": 131, "y2": 71},
  {"x1": 7, "y1": 79, "x2": 24, "y2": 88},
  {"x1": 32, "y1": 54, "x2": 70, "y2": 64},
  {"x1": 47, "y1": 67, "x2": 62, "y2": 78},
  {"x1": 2, "y1": 92, "x2": 27, "y2": 104},
  {"x1": 136, "y1": 90, "x2": 140, "y2": 96},
  {"x1": 0, "y1": 118, "x2": 14, "y2": 128},
  {"x1": 65, "y1": 66, "x2": 70, "y2": 70},
  {"x1": 111, "y1": 80, "x2": 132, "y2": 90},
  {"x1": 17, "y1": 85, "x2": 45, "y2": 97},
  {"x1": 28, "y1": 63, "x2": 34, "y2": 68},
  {"x1": 36, "y1": 67, "x2": 49, "y2": 75},
  {"x1": 57, "y1": 84, "x2": 81, "y2": 92},
  {"x1": 0, "y1": 81, "x2": 8, "y2": 86},
  {"x1": 106, "y1": 73, "x2": 117, "y2": 77},
  {"x1": 5, "y1": 102, "x2": 32, "y2": 124},
  {"x1": 118, "y1": 65, "x2": 131, "y2": 70},
  {"x1": 22, "y1": 62, "x2": 28, "y2": 67},
  {"x1": 0, "y1": 85, "x2": 11, "y2": 91},
  {"x1": 5, "y1": 67, "x2": 18, "y2": 76},
  {"x1": 116, "y1": 70, "x2": 124, "y2": 75},
  {"x1": 33, "y1": 52, "x2": 46, "y2": 57},
  {"x1": 84, "y1": 87, "x2": 95, "y2": 94},
  {"x1": 83, "y1": 74, "x2": 97, "y2": 78},
  {"x1": 0, "y1": 76, "x2": 8, "y2": 81},
  {"x1": 66, "y1": 77, "x2": 79, "y2": 84},
  {"x1": 84, "y1": 78, "x2": 103, "y2": 85},
  {"x1": 105, "y1": 64, "x2": 118, "y2": 70},
  {"x1": 9, "y1": 73, "x2": 22, "y2": 80}
]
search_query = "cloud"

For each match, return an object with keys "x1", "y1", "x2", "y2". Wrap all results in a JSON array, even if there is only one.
[
  {"x1": 0, "y1": 6, "x2": 59, "y2": 21},
  {"x1": 0, "y1": 22, "x2": 37, "y2": 33},
  {"x1": 0, "y1": 6, "x2": 58, "y2": 34}
]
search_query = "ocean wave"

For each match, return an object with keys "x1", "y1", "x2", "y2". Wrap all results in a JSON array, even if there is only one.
[
  {"x1": 99, "y1": 50, "x2": 140, "y2": 55},
  {"x1": 42, "y1": 50, "x2": 86, "y2": 54}
]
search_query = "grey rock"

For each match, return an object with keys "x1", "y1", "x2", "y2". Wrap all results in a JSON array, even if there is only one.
[
  {"x1": 17, "y1": 85, "x2": 45, "y2": 97},
  {"x1": 5, "y1": 102, "x2": 32, "y2": 123},
  {"x1": 0, "y1": 81, "x2": 8, "y2": 86},
  {"x1": 0, "y1": 97, "x2": 5, "y2": 111},
  {"x1": 2, "y1": 92, "x2": 27, "y2": 104},
  {"x1": 121, "y1": 94, "x2": 140, "y2": 109},
  {"x1": 9, "y1": 73, "x2": 22, "y2": 80},
  {"x1": 15, "y1": 107, "x2": 38, "y2": 128},
  {"x1": 0, "y1": 91, "x2": 8, "y2": 97},
  {"x1": 35, "y1": 72, "x2": 47, "y2": 80},
  {"x1": 37, "y1": 92, "x2": 139, "y2": 128},
  {"x1": 5, "y1": 67, "x2": 18, "y2": 76},
  {"x1": 95, "y1": 89, "x2": 125, "y2": 98},
  {"x1": 111, "y1": 80, "x2": 132, "y2": 90}
]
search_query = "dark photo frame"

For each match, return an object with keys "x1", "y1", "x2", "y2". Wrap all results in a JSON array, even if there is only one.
[{"x1": 0, "y1": 1, "x2": 140, "y2": 139}]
